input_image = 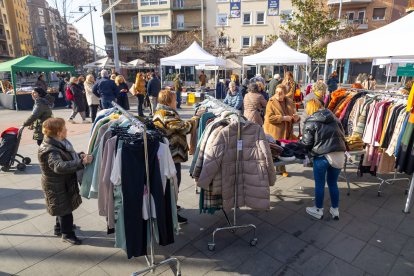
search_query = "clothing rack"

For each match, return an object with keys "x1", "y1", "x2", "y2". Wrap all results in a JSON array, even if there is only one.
[
  {"x1": 204, "y1": 95, "x2": 258, "y2": 251},
  {"x1": 111, "y1": 102, "x2": 181, "y2": 276},
  {"x1": 338, "y1": 86, "x2": 409, "y2": 99}
]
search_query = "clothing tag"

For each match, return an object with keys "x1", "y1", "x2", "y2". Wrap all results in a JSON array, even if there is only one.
[{"x1": 237, "y1": 140, "x2": 243, "y2": 151}]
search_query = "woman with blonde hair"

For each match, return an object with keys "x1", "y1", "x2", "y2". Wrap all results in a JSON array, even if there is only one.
[
  {"x1": 130, "y1": 72, "x2": 146, "y2": 116},
  {"x1": 264, "y1": 84, "x2": 300, "y2": 176},
  {"x1": 281, "y1": 71, "x2": 297, "y2": 102},
  {"x1": 301, "y1": 99, "x2": 346, "y2": 220},
  {"x1": 153, "y1": 90, "x2": 194, "y2": 224},
  {"x1": 84, "y1": 74, "x2": 100, "y2": 122},
  {"x1": 115, "y1": 75, "x2": 130, "y2": 110}
]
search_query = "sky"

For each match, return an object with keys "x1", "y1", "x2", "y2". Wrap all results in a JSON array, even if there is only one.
[{"x1": 46, "y1": 0, "x2": 106, "y2": 50}]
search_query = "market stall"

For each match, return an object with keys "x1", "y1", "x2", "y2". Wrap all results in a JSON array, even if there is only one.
[
  {"x1": 0, "y1": 55, "x2": 74, "y2": 110},
  {"x1": 242, "y1": 38, "x2": 311, "y2": 83},
  {"x1": 83, "y1": 57, "x2": 132, "y2": 70},
  {"x1": 160, "y1": 42, "x2": 226, "y2": 102}
]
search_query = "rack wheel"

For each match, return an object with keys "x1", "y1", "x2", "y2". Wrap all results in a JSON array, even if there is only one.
[
  {"x1": 16, "y1": 163, "x2": 26, "y2": 171},
  {"x1": 250, "y1": 238, "x2": 258, "y2": 246},
  {"x1": 22, "y1": 157, "x2": 31, "y2": 165},
  {"x1": 208, "y1": 244, "x2": 215, "y2": 251},
  {"x1": 177, "y1": 273, "x2": 181, "y2": 276},
  {"x1": 1, "y1": 166, "x2": 9, "y2": 172},
  {"x1": 405, "y1": 189, "x2": 409, "y2": 195},
  {"x1": 377, "y1": 191, "x2": 381, "y2": 197}
]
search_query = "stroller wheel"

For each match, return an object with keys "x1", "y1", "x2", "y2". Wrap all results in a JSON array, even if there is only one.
[
  {"x1": 22, "y1": 157, "x2": 31, "y2": 165},
  {"x1": 16, "y1": 163, "x2": 26, "y2": 171},
  {"x1": 1, "y1": 166, "x2": 9, "y2": 172}
]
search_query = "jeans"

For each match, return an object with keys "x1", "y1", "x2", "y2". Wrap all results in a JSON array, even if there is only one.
[
  {"x1": 313, "y1": 156, "x2": 341, "y2": 209},
  {"x1": 56, "y1": 213, "x2": 74, "y2": 235},
  {"x1": 89, "y1": 104, "x2": 99, "y2": 122},
  {"x1": 174, "y1": 163, "x2": 181, "y2": 188},
  {"x1": 70, "y1": 111, "x2": 86, "y2": 121},
  {"x1": 136, "y1": 94, "x2": 144, "y2": 116},
  {"x1": 149, "y1": 96, "x2": 157, "y2": 115},
  {"x1": 101, "y1": 99, "x2": 114, "y2": 109},
  {"x1": 37, "y1": 139, "x2": 43, "y2": 146},
  {"x1": 176, "y1": 91, "x2": 181, "y2": 108}
]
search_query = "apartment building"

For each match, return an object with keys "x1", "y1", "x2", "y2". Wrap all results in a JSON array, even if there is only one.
[
  {"x1": 327, "y1": 0, "x2": 409, "y2": 34},
  {"x1": 28, "y1": 0, "x2": 60, "y2": 61},
  {"x1": 67, "y1": 24, "x2": 81, "y2": 43},
  {"x1": 0, "y1": 0, "x2": 33, "y2": 57},
  {"x1": 102, "y1": 0, "x2": 204, "y2": 61},
  {"x1": 206, "y1": 0, "x2": 294, "y2": 55},
  {"x1": 0, "y1": 7, "x2": 9, "y2": 60}
]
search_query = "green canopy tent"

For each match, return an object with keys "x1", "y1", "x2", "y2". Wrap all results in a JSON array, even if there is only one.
[{"x1": 0, "y1": 55, "x2": 75, "y2": 110}]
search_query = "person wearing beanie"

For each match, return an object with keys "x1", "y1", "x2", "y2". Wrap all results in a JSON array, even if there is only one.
[
  {"x1": 304, "y1": 82, "x2": 327, "y2": 107},
  {"x1": 23, "y1": 87, "x2": 54, "y2": 146},
  {"x1": 267, "y1": 74, "x2": 282, "y2": 98}
]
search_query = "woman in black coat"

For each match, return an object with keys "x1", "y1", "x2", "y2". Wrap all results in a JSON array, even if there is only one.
[
  {"x1": 38, "y1": 118, "x2": 93, "y2": 245},
  {"x1": 68, "y1": 77, "x2": 89, "y2": 124},
  {"x1": 115, "y1": 75, "x2": 130, "y2": 110}
]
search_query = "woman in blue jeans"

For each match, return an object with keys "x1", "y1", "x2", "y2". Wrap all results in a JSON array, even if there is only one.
[{"x1": 301, "y1": 99, "x2": 347, "y2": 220}]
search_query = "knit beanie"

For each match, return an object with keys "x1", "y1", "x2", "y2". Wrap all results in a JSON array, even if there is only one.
[{"x1": 34, "y1": 87, "x2": 47, "y2": 97}]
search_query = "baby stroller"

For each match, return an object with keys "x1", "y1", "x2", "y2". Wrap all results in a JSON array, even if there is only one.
[{"x1": 0, "y1": 127, "x2": 31, "y2": 171}]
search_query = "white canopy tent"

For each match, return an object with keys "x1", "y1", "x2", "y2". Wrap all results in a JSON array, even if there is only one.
[
  {"x1": 83, "y1": 57, "x2": 131, "y2": 70},
  {"x1": 373, "y1": 58, "x2": 414, "y2": 66},
  {"x1": 243, "y1": 38, "x2": 311, "y2": 84},
  {"x1": 160, "y1": 42, "x2": 226, "y2": 94},
  {"x1": 325, "y1": 12, "x2": 414, "y2": 84},
  {"x1": 128, "y1": 58, "x2": 156, "y2": 69}
]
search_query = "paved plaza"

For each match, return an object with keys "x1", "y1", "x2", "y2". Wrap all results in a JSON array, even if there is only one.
[{"x1": 0, "y1": 101, "x2": 413, "y2": 276}]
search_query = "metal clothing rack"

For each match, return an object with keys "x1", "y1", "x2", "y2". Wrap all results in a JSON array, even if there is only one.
[
  {"x1": 203, "y1": 95, "x2": 257, "y2": 251},
  {"x1": 111, "y1": 102, "x2": 181, "y2": 276}
]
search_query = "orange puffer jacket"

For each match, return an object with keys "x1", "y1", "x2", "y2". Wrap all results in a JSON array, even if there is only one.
[{"x1": 328, "y1": 88, "x2": 347, "y2": 111}]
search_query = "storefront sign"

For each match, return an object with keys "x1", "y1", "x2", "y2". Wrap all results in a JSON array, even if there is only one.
[
  {"x1": 268, "y1": 0, "x2": 279, "y2": 16},
  {"x1": 230, "y1": 0, "x2": 241, "y2": 18},
  {"x1": 397, "y1": 64, "x2": 414, "y2": 76}
]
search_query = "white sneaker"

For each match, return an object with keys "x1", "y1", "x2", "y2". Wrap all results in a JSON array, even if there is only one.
[
  {"x1": 329, "y1": 207, "x2": 339, "y2": 220},
  {"x1": 306, "y1": 206, "x2": 324, "y2": 220},
  {"x1": 68, "y1": 118, "x2": 75, "y2": 124}
]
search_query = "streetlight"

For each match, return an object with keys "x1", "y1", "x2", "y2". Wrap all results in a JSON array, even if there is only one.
[
  {"x1": 102, "y1": 0, "x2": 122, "y2": 72},
  {"x1": 72, "y1": 4, "x2": 98, "y2": 62}
]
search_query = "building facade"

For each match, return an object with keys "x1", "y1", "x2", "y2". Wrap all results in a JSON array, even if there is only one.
[
  {"x1": 327, "y1": 0, "x2": 409, "y2": 34},
  {"x1": 206, "y1": 0, "x2": 294, "y2": 55},
  {"x1": 0, "y1": 0, "x2": 33, "y2": 57},
  {"x1": 101, "y1": 0, "x2": 204, "y2": 61},
  {"x1": 67, "y1": 23, "x2": 81, "y2": 44},
  {"x1": 28, "y1": 0, "x2": 61, "y2": 61}
]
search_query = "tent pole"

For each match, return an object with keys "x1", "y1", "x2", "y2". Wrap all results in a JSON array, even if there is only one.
[
  {"x1": 160, "y1": 65, "x2": 163, "y2": 88},
  {"x1": 385, "y1": 63, "x2": 392, "y2": 89},
  {"x1": 323, "y1": 59, "x2": 329, "y2": 82},
  {"x1": 305, "y1": 62, "x2": 308, "y2": 88},
  {"x1": 11, "y1": 72, "x2": 18, "y2": 111}
]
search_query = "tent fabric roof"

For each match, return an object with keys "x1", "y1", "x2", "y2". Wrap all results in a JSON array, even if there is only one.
[
  {"x1": 326, "y1": 12, "x2": 414, "y2": 59},
  {"x1": 160, "y1": 42, "x2": 225, "y2": 67},
  {"x1": 373, "y1": 58, "x2": 414, "y2": 66},
  {"x1": 243, "y1": 38, "x2": 311, "y2": 65},
  {"x1": 0, "y1": 55, "x2": 74, "y2": 72},
  {"x1": 128, "y1": 58, "x2": 146, "y2": 67},
  {"x1": 83, "y1": 57, "x2": 131, "y2": 69}
]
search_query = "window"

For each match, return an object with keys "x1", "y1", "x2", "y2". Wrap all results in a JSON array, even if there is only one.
[
  {"x1": 6, "y1": 30, "x2": 10, "y2": 39},
  {"x1": 9, "y1": 44, "x2": 13, "y2": 54},
  {"x1": 242, "y1": 12, "x2": 251, "y2": 25},
  {"x1": 143, "y1": 35, "x2": 168, "y2": 44},
  {"x1": 132, "y1": 16, "x2": 138, "y2": 29},
  {"x1": 372, "y1": 8, "x2": 386, "y2": 20},
  {"x1": 217, "y1": 13, "x2": 228, "y2": 26},
  {"x1": 39, "y1": 16, "x2": 45, "y2": 24},
  {"x1": 141, "y1": 15, "x2": 160, "y2": 27},
  {"x1": 141, "y1": 0, "x2": 167, "y2": 5},
  {"x1": 3, "y1": 14, "x2": 7, "y2": 24},
  {"x1": 241, "y1": 36, "x2": 251, "y2": 48},
  {"x1": 218, "y1": 36, "x2": 228, "y2": 47},
  {"x1": 38, "y1": 8, "x2": 44, "y2": 16},
  {"x1": 256, "y1": 12, "x2": 265, "y2": 25},
  {"x1": 255, "y1": 36, "x2": 264, "y2": 45},
  {"x1": 216, "y1": 0, "x2": 227, "y2": 2},
  {"x1": 357, "y1": 10, "x2": 366, "y2": 24},
  {"x1": 131, "y1": 0, "x2": 137, "y2": 3},
  {"x1": 346, "y1": 12, "x2": 354, "y2": 22},
  {"x1": 280, "y1": 10, "x2": 292, "y2": 24}
]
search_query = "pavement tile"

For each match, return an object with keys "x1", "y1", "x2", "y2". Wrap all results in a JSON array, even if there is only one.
[
  {"x1": 1, "y1": 220, "x2": 42, "y2": 247},
  {"x1": 288, "y1": 245, "x2": 334, "y2": 276},
  {"x1": 324, "y1": 232, "x2": 366, "y2": 263},
  {"x1": 262, "y1": 232, "x2": 307, "y2": 263},
  {"x1": 400, "y1": 237, "x2": 414, "y2": 262},
  {"x1": 352, "y1": 244, "x2": 397, "y2": 276},
  {"x1": 79, "y1": 265, "x2": 110, "y2": 276},
  {"x1": 321, "y1": 210, "x2": 354, "y2": 231},
  {"x1": 368, "y1": 227, "x2": 409, "y2": 255},
  {"x1": 347, "y1": 201, "x2": 380, "y2": 220},
  {"x1": 369, "y1": 208, "x2": 405, "y2": 230},
  {"x1": 229, "y1": 251, "x2": 283, "y2": 276},
  {"x1": 97, "y1": 250, "x2": 150, "y2": 276},
  {"x1": 298, "y1": 222, "x2": 339, "y2": 249},
  {"x1": 240, "y1": 221, "x2": 282, "y2": 249},
  {"x1": 16, "y1": 259, "x2": 61, "y2": 276},
  {"x1": 14, "y1": 236, "x2": 60, "y2": 267},
  {"x1": 273, "y1": 265, "x2": 302, "y2": 276},
  {"x1": 388, "y1": 256, "x2": 414, "y2": 276},
  {"x1": 173, "y1": 251, "x2": 217, "y2": 276},
  {"x1": 320, "y1": 258, "x2": 364, "y2": 276},
  {"x1": 342, "y1": 218, "x2": 379, "y2": 242},
  {"x1": 0, "y1": 247, "x2": 29, "y2": 275},
  {"x1": 383, "y1": 195, "x2": 408, "y2": 213},
  {"x1": 397, "y1": 216, "x2": 414, "y2": 238},
  {"x1": 258, "y1": 205, "x2": 295, "y2": 226},
  {"x1": 28, "y1": 212, "x2": 56, "y2": 234},
  {"x1": 278, "y1": 211, "x2": 315, "y2": 234},
  {"x1": 212, "y1": 239, "x2": 260, "y2": 271}
]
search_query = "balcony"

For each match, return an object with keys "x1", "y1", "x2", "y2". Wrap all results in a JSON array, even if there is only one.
[
  {"x1": 172, "y1": 22, "x2": 201, "y2": 31},
  {"x1": 328, "y1": 0, "x2": 372, "y2": 5},
  {"x1": 338, "y1": 18, "x2": 369, "y2": 30},
  {"x1": 104, "y1": 25, "x2": 139, "y2": 34},
  {"x1": 172, "y1": 0, "x2": 204, "y2": 10},
  {"x1": 102, "y1": 3, "x2": 138, "y2": 14}
]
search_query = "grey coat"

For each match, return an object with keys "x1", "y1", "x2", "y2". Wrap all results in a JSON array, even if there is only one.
[
  {"x1": 23, "y1": 96, "x2": 53, "y2": 141},
  {"x1": 38, "y1": 137, "x2": 83, "y2": 216}
]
